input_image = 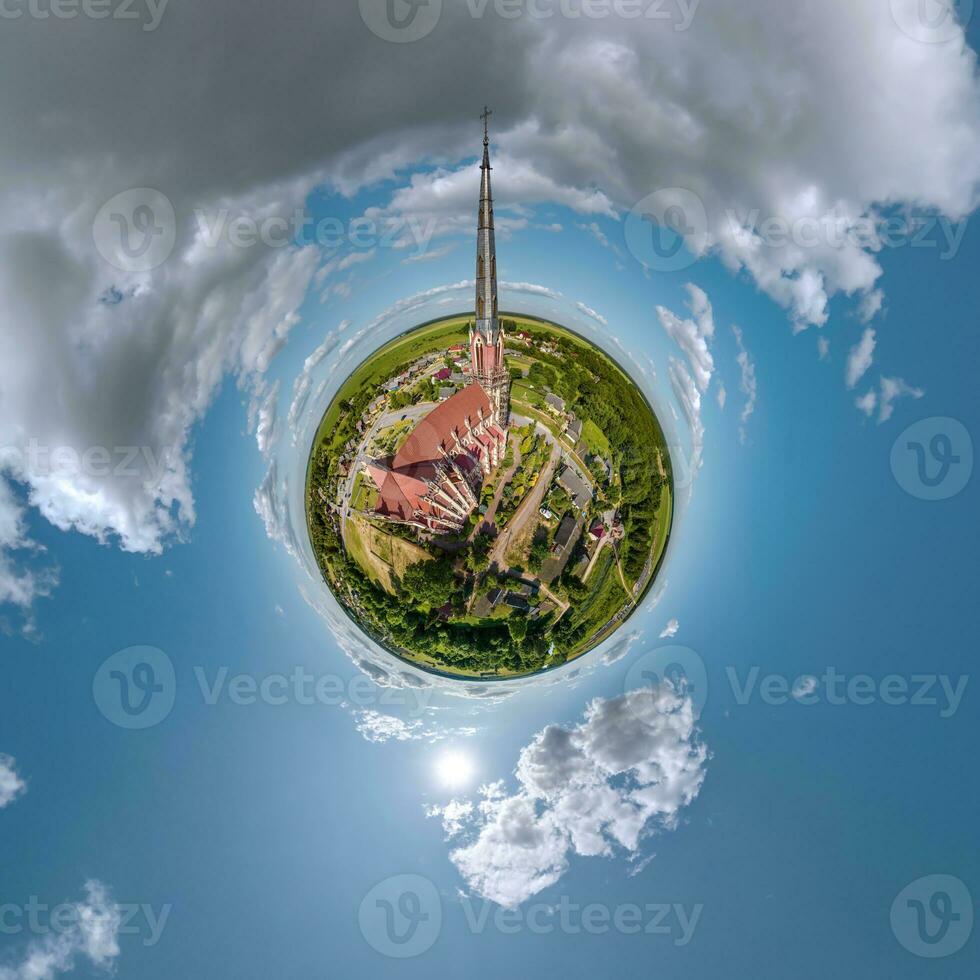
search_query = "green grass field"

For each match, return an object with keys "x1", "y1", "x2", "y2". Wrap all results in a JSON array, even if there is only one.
[{"x1": 581, "y1": 418, "x2": 611, "y2": 458}]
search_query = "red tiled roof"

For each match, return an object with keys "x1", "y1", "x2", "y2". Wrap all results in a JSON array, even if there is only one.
[{"x1": 394, "y1": 383, "x2": 492, "y2": 469}]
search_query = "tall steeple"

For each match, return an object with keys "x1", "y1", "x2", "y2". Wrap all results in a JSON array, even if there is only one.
[
  {"x1": 470, "y1": 106, "x2": 509, "y2": 426},
  {"x1": 475, "y1": 105, "x2": 498, "y2": 340}
]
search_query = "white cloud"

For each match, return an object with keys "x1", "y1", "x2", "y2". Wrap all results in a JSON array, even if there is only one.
[
  {"x1": 353, "y1": 709, "x2": 477, "y2": 745},
  {"x1": 858, "y1": 289, "x2": 884, "y2": 324},
  {"x1": 855, "y1": 375, "x2": 924, "y2": 423},
  {"x1": 877, "y1": 375, "x2": 925, "y2": 424},
  {"x1": 657, "y1": 284, "x2": 715, "y2": 393},
  {"x1": 668, "y1": 359, "x2": 706, "y2": 482},
  {"x1": 443, "y1": 684, "x2": 707, "y2": 908},
  {"x1": 846, "y1": 327, "x2": 877, "y2": 389},
  {"x1": 0, "y1": 754, "x2": 26, "y2": 808},
  {"x1": 855, "y1": 389, "x2": 878, "y2": 418},
  {"x1": 575, "y1": 301, "x2": 608, "y2": 326},
  {"x1": 792, "y1": 675, "x2": 818, "y2": 700},
  {"x1": 426, "y1": 799, "x2": 475, "y2": 839},
  {"x1": 659, "y1": 619, "x2": 680, "y2": 639},
  {"x1": 0, "y1": 880, "x2": 121, "y2": 980},
  {"x1": 716, "y1": 384, "x2": 727, "y2": 410},
  {"x1": 732, "y1": 325, "x2": 758, "y2": 445},
  {"x1": 817, "y1": 336, "x2": 830, "y2": 362}
]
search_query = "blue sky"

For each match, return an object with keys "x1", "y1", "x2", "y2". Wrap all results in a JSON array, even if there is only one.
[{"x1": 1, "y1": 3, "x2": 979, "y2": 978}]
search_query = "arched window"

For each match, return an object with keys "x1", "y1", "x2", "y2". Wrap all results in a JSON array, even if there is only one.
[
  {"x1": 477, "y1": 255, "x2": 485, "y2": 280},
  {"x1": 477, "y1": 296, "x2": 484, "y2": 319}
]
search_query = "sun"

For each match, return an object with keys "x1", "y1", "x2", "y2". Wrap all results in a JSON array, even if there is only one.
[{"x1": 434, "y1": 750, "x2": 476, "y2": 790}]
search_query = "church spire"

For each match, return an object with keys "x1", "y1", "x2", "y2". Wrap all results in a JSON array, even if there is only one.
[{"x1": 475, "y1": 105, "x2": 498, "y2": 340}]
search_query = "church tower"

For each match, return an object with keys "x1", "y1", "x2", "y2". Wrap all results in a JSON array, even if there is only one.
[{"x1": 470, "y1": 107, "x2": 510, "y2": 426}]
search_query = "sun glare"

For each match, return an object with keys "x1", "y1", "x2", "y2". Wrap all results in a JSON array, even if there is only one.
[{"x1": 434, "y1": 750, "x2": 476, "y2": 789}]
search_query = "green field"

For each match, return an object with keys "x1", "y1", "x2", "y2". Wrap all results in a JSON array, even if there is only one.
[{"x1": 581, "y1": 418, "x2": 611, "y2": 458}]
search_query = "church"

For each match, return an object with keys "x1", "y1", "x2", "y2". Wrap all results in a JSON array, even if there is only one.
[{"x1": 366, "y1": 111, "x2": 511, "y2": 535}]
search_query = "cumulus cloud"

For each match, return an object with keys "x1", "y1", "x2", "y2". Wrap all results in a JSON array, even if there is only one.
[
  {"x1": 0, "y1": 880, "x2": 121, "y2": 980},
  {"x1": 442, "y1": 684, "x2": 707, "y2": 908},
  {"x1": 0, "y1": 754, "x2": 26, "y2": 808},
  {"x1": 846, "y1": 327, "x2": 877, "y2": 389},
  {"x1": 426, "y1": 799, "x2": 475, "y2": 839},
  {"x1": 716, "y1": 384, "x2": 727, "y2": 410},
  {"x1": 659, "y1": 619, "x2": 680, "y2": 639},
  {"x1": 732, "y1": 325, "x2": 758, "y2": 444}
]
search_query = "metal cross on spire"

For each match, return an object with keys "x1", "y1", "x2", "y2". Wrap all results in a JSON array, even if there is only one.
[{"x1": 481, "y1": 105, "x2": 492, "y2": 145}]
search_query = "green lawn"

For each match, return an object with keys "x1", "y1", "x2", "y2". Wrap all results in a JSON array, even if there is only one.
[
  {"x1": 581, "y1": 418, "x2": 611, "y2": 458},
  {"x1": 511, "y1": 379, "x2": 544, "y2": 407}
]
